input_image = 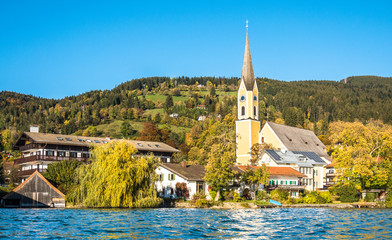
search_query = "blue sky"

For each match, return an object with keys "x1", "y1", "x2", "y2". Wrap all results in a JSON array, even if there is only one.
[{"x1": 1, "y1": 0, "x2": 391, "y2": 99}]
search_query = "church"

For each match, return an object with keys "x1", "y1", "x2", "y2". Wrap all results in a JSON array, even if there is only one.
[{"x1": 235, "y1": 25, "x2": 330, "y2": 190}]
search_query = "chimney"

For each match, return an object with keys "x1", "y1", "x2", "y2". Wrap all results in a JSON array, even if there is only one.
[
  {"x1": 181, "y1": 161, "x2": 187, "y2": 168},
  {"x1": 30, "y1": 125, "x2": 39, "y2": 133}
]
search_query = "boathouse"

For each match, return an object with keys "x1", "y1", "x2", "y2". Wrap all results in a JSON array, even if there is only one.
[{"x1": 1, "y1": 171, "x2": 65, "y2": 208}]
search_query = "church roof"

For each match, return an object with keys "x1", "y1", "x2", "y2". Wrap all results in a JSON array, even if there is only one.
[
  {"x1": 266, "y1": 122, "x2": 331, "y2": 160},
  {"x1": 241, "y1": 28, "x2": 255, "y2": 91}
]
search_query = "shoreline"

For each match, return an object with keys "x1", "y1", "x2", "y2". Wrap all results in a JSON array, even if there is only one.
[{"x1": 174, "y1": 201, "x2": 382, "y2": 209}]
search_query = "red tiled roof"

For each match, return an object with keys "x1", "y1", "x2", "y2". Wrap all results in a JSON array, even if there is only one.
[
  {"x1": 234, "y1": 165, "x2": 306, "y2": 178},
  {"x1": 325, "y1": 163, "x2": 335, "y2": 168}
]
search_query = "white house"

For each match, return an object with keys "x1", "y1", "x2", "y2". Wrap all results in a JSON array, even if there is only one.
[
  {"x1": 233, "y1": 165, "x2": 306, "y2": 198},
  {"x1": 155, "y1": 162, "x2": 208, "y2": 199},
  {"x1": 258, "y1": 149, "x2": 328, "y2": 191}
]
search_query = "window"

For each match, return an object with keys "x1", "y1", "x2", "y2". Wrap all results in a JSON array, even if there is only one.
[
  {"x1": 86, "y1": 139, "x2": 92, "y2": 143},
  {"x1": 46, "y1": 151, "x2": 54, "y2": 156},
  {"x1": 137, "y1": 143, "x2": 143, "y2": 147},
  {"x1": 168, "y1": 174, "x2": 175, "y2": 181},
  {"x1": 65, "y1": 138, "x2": 72, "y2": 141},
  {"x1": 261, "y1": 137, "x2": 264, "y2": 143},
  {"x1": 161, "y1": 157, "x2": 168, "y2": 163},
  {"x1": 280, "y1": 181, "x2": 283, "y2": 185},
  {"x1": 253, "y1": 96, "x2": 257, "y2": 101},
  {"x1": 78, "y1": 139, "x2": 84, "y2": 142},
  {"x1": 56, "y1": 137, "x2": 63, "y2": 141},
  {"x1": 254, "y1": 106, "x2": 256, "y2": 116},
  {"x1": 155, "y1": 144, "x2": 160, "y2": 148},
  {"x1": 82, "y1": 153, "x2": 90, "y2": 158},
  {"x1": 241, "y1": 106, "x2": 245, "y2": 116},
  {"x1": 58, "y1": 151, "x2": 65, "y2": 157},
  {"x1": 315, "y1": 170, "x2": 318, "y2": 176},
  {"x1": 102, "y1": 141, "x2": 107, "y2": 143},
  {"x1": 94, "y1": 140, "x2": 100, "y2": 143},
  {"x1": 196, "y1": 182, "x2": 204, "y2": 193},
  {"x1": 159, "y1": 174, "x2": 164, "y2": 181},
  {"x1": 70, "y1": 152, "x2": 77, "y2": 158}
]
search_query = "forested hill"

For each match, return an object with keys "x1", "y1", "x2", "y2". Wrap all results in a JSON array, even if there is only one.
[{"x1": 0, "y1": 75, "x2": 391, "y2": 141}]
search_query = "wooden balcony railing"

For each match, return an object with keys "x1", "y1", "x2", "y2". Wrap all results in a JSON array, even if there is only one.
[{"x1": 14, "y1": 155, "x2": 88, "y2": 165}]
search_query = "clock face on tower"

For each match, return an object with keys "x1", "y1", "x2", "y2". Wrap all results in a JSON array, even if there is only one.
[
  {"x1": 240, "y1": 95, "x2": 246, "y2": 102},
  {"x1": 254, "y1": 96, "x2": 257, "y2": 101}
]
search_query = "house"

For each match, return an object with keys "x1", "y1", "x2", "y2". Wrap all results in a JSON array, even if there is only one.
[
  {"x1": 2, "y1": 171, "x2": 65, "y2": 208},
  {"x1": 259, "y1": 122, "x2": 331, "y2": 162},
  {"x1": 155, "y1": 162, "x2": 207, "y2": 199},
  {"x1": 233, "y1": 165, "x2": 306, "y2": 198},
  {"x1": 13, "y1": 126, "x2": 180, "y2": 181},
  {"x1": 169, "y1": 113, "x2": 179, "y2": 118},
  {"x1": 258, "y1": 149, "x2": 327, "y2": 190},
  {"x1": 198, "y1": 115, "x2": 206, "y2": 121}
]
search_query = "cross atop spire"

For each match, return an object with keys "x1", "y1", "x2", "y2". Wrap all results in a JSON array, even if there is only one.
[{"x1": 241, "y1": 21, "x2": 255, "y2": 91}]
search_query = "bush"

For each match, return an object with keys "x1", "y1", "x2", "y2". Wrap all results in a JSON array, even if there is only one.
[
  {"x1": 270, "y1": 189, "x2": 289, "y2": 202},
  {"x1": 364, "y1": 192, "x2": 376, "y2": 202},
  {"x1": 222, "y1": 190, "x2": 241, "y2": 202},
  {"x1": 192, "y1": 192, "x2": 207, "y2": 201},
  {"x1": 209, "y1": 190, "x2": 217, "y2": 200},
  {"x1": 386, "y1": 190, "x2": 392, "y2": 208},
  {"x1": 302, "y1": 191, "x2": 327, "y2": 204},
  {"x1": 319, "y1": 191, "x2": 332, "y2": 203},
  {"x1": 256, "y1": 190, "x2": 268, "y2": 201},
  {"x1": 331, "y1": 183, "x2": 360, "y2": 203},
  {"x1": 134, "y1": 197, "x2": 163, "y2": 208},
  {"x1": 195, "y1": 199, "x2": 212, "y2": 208}
]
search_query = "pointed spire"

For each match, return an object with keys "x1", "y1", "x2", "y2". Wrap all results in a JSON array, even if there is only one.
[{"x1": 241, "y1": 21, "x2": 255, "y2": 91}]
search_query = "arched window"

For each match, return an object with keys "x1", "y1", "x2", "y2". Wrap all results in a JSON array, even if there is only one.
[
  {"x1": 261, "y1": 137, "x2": 264, "y2": 143},
  {"x1": 254, "y1": 106, "x2": 257, "y2": 116},
  {"x1": 241, "y1": 106, "x2": 245, "y2": 116}
]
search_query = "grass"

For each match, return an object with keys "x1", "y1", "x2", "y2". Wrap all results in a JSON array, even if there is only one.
[
  {"x1": 139, "y1": 90, "x2": 236, "y2": 105},
  {"x1": 95, "y1": 119, "x2": 191, "y2": 139}
]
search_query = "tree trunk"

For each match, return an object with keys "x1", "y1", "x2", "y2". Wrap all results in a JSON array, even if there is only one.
[{"x1": 214, "y1": 189, "x2": 221, "y2": 201}]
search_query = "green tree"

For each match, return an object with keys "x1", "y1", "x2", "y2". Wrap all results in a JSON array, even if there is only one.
[
  {"x1": 121, "y1": 121, "x2": 136, "y2": 139},
  {"x1": 69, "y1": 141, "x2": 162, "y2": 208},
  {"x1": 328, "y1": 120, "x2": 392, "y2": 190},
  {"x1": 242, "y1": 165, "x2": 270, "y2": 200},
  {"x1": 204, "y1": 114, "x2": 236, "y2": 201},
  {"x1": 164, "y1": 95, "x2": 174, "y2": 113},
  {"x1": 42, "y1": 159, "x2": 83, "y2": 194}
]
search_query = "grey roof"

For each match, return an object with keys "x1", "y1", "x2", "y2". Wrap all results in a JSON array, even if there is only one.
[
  {"x1": 266, "y1": 122, "x2": 331, "y2": 160},
  {"x1": 17, "y1": 132, "x2": 180, "y2": 154},
  {"x1": 159, "y1": 163, "x2": 205, "y2": 181},
  {"x1": 264, "y1": 150, "x2": 327, "y2": 167},
  {"x1": 241, "y1": 29, "x2": 255, "y2": 91}
]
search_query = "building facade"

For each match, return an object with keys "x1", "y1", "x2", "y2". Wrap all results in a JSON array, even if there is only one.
[
  {"x1": 155, "y1": 162, "x2": 208, "y2": 199},
  {"x1": 14, "y1": 127, "x2": 180, "y2": 181}
]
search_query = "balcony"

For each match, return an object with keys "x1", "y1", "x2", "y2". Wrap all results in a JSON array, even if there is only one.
[
  {"x1": 14, "y1": 155, "x2": 88, "y2": 165},
  {"x1": 268, "y1": 184, "x2": 306, "y2": 191}
]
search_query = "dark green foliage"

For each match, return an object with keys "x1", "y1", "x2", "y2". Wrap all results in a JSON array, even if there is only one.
[
  {"x1": 1, "y1": 75, "x2": 392, "y2": 144},
  {"x1": 364, "y1": 192, "x2": 376, "y2": 202},
  {"x1": 269, "y1": 189, "x2": 289, "y2": 202},
  {"x1": 120, "y1": 121, "x2": 136, "y2": 139},
  {"x1": 331, "y1": 183, "x2": 360, "y2": 203},
  {"x1": 164, "y1": 95, "x2": 174, "y2": 113},
  {"x1": 42, "y1": 159, "x2": 83, "y2": 195}
]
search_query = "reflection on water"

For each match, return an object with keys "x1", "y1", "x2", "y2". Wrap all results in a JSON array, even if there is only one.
[{"x1": 0, "y1": 208, "x2": 392, "y2": 239}]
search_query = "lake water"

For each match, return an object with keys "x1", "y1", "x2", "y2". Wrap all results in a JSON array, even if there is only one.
[{"x1": 0, "y1": 208, "x2": 391, "y2": 239}]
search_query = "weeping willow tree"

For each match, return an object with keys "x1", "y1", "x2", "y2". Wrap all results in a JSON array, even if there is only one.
[{"x1": 69, "y1": 140, "x2": 162, "y2": 208}]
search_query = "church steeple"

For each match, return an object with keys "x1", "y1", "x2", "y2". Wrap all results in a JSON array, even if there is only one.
[{"x1": 241, "y1": 22, "x2": 255, "y2": 91}]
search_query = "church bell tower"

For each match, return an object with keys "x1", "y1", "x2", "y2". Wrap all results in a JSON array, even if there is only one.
[{"x1": 235, "y1": 22, "x2": 260, "y2": 165}]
